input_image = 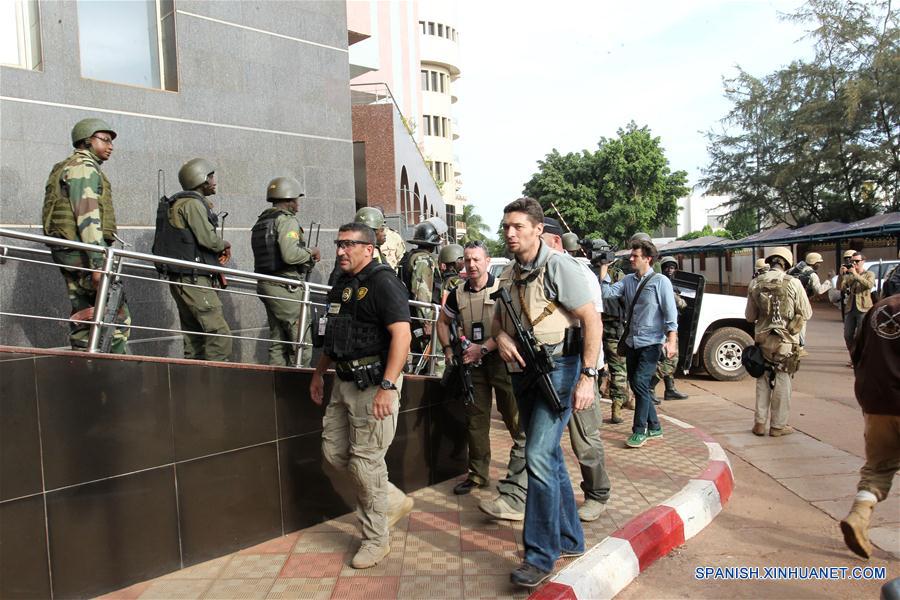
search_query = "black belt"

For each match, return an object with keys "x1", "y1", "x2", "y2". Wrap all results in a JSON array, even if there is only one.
[{"x1": 335, "y1": 355, "x2": 384, "y2": 390}]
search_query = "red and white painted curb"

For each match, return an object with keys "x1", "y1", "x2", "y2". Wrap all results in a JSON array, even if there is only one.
[{"x1": 531, "y1": 414, "x2": 734, "y2": 600}]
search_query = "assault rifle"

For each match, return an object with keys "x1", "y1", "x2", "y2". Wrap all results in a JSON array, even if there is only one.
[
  {"x1": 97, "y1": 234, "x2": 129, "y2": 353},
  {"x1": 440, "y1": 315, "x2": 475, "y2": 406},
  {"x1": 490, "y1": 287, "x2": 564, "y2": 413}
]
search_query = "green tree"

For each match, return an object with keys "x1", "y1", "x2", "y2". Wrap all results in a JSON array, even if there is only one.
[
  {"x1": 703, "y1": 0, "x2": 899, "y2": 226},
  {"x1": 523, "y1": 122, "x2": 689, "y2": 247},
  {"x1": 458, "y1": 204, "x2": 490, "y2": 244}
]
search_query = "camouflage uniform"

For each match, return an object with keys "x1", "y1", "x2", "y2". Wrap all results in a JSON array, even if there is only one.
[
  {"x1": 163, "y1": 196, "x2": 231, "y2": 361},
  {"x1": 379, "y1": 226, "x2": 406, "y2": 271},
  {"x1": 44, "y1": 149, "x2": 130, "y2": 352},
  {"x1": 253, "y1": 208, "x2": 314, "y2": 366},
  {"x1": 602, "y1": 264, "x2": 628, "y2": 413},
  {"x1": 407, "y1": 250, "x2": 439, "y2": 367}
]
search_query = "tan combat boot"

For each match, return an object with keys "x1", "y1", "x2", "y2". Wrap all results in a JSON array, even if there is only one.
[
  {"x1": 752, "y1": 422, "x2": 767, "y2": 436},
  {"x1": 351, "y1": 541, "x2": 391, "y2": 569},
  {"x1": 840, "y1": 499, "x2": 876, "y2": 559},
  {"x1": 769, "y1": 425, "x2": 795, "y2": 437},
  {"x1": 610, "y1": 403, "x2": 623, "y2": 424}
]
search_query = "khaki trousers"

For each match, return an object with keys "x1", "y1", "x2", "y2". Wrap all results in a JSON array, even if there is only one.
[
  {"x1": 322, "y1": 375, "x2": 403, "y2": 546},
  {"x1": 755, "y1": 370, "x2": 791, "y2": 429},
  {"x1": 858, "y1": 413, "x2": 900, "y2": 501}
]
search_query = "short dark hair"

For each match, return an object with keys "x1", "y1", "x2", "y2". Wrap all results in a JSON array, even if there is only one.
[
  {"x1": 630, "y1": 239, "x2": 658, "y2": 261},
  {"x1": 338, "y1": 222, "x2": 376, "y2": 245},
  {"x1": 503, "y1": 197, "x2": 544, "y2": 226},
  {"x1": 853, "y1": 252, "x2": 865, "y2": 260}
]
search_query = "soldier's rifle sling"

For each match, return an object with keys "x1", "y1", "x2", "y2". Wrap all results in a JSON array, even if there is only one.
[
  {"x1": 490, "y1": 287, "x2": 564, "y2": 413},
  {"x1": 445, "y1": 316, "x2": 475, "y2": 406}
]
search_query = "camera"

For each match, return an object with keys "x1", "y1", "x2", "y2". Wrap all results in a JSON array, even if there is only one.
[{"x1": 578, "y1": 238, "x2": 617, "y2": 266}]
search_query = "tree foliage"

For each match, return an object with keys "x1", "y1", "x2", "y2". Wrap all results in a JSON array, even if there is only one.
[
  {"x1": 458, "y1": 204, "x2": 490, "y2": 244},
  {"x1": 522, "y1": 122, "x2": 688, "y2": 247},
  {"x1": 677, "y1": 224, "x2": 733, "y2": 241},
  {"x1": 702, "y1": 0, "x2": 899, "y2": 227}
]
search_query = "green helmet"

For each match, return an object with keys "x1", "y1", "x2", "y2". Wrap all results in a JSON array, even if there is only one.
[
  {"x1": 439, "y1": 243, "x2": 464, "y2": 265},
  {"x1": 71, "y1": 118, "x2": 116, "y2": 147},
  {"x1": 630, "y1": 232, "x2": 651, "y2": 243},
  {"x1": 354, "y1": 206, "x2": 384, "y2": 230},
  {"x1": 561, "y1": 232, "x2": 580, "y2": 252},
  {"x1": 660, "y1": 256, "x2": 678, "y2": 269},
  {"x1": 178, "y1": 158, "x2": 215, "y2": 191},
  {"x1": 266, "y1": 176, "x2": 304, "y2": 201}
]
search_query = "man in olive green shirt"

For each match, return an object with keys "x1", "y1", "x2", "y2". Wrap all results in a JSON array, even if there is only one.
[
  {"x1": 152, "y1": 158, "x2": 232, "y2": 361},
  {"x1": 251, "y1": 176, "x2": 320, "y2": 366}
]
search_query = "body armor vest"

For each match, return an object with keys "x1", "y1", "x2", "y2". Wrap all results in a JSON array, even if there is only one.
[
  {"x1": 251, "y1": 209, "x2": 292, "y2": 275},
  {"x1": 397, "y1": 248, "x2": 440, "y2": 303},
  {"x1": 42, "y1": 152, "x2": 116, "y2": 241},
  {"x1": 323, "y1": 263, "x2": 396, "y2": 361},
  {"x1": 787, "y1": 263, "x2": 816, "y2": 297},
  {"x1": 454, "y1": 277, "x2": 500, "y2": 340},
  {"x1": 152, "y1": 191, "x2": 220, "y2": 275},
  {"x1": 497, "y1": 257, "x2": 577, "y2": 346}
]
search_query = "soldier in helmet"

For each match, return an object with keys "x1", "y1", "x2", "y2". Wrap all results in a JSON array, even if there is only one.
[
  {"x1": 562, "y1": 232, "x2": 580, "y2": 257},
  {"x1": 397, "y1": 221, "x2": 442, "y2": 370},
  {"x1": 753, "y1": 258, "x2": 769, "y2": 279},
  {"x1": 654, "y1": 257, "x2": 688, "y2": 401},
  {"x1": 375, "y1": 207, "x2": 408, "y2": 270},
  {"x1": 251, "y1": 177, "x2": 320, "y2": 366},
  {"x1": 788, "y1": 252, "x2": 833, "y2": 298},
  {"x1": 439, "y1": 243, "x2": 465, "y2": 301},
  {"x1": 745, "y1": 247, "x2": 812, "y2": 437},
  {"x1": 152, "y1": 158, "x2": 232, "y2": 361},
  {"x1": 42, "y1": 118, "x2": 131, "y2": 353}
]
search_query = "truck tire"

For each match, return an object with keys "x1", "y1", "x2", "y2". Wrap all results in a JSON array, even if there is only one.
[{"x1": 702, "y1": 326, "x2": 753, "y2": 381}]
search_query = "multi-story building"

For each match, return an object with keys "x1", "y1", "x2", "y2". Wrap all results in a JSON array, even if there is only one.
[{"x1": 417, "y1": 2, "x2": 463, "y2": 239}]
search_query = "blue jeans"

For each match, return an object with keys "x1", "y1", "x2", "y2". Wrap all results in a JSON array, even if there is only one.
[
  {"x1": 625, "y1": 344, "x2": 662, "y2": 434},
  {"x1": 510, "y1": 354, "x2": 585, "y2": 572}
]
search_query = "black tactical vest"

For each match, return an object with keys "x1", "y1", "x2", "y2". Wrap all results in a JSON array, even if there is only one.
[
  {"x1": 323, "y1": 263, "x2": 396, "y2": 361},
  {"x1": 251, "y1": 209, "x2": 290, "y2": 275},
  {"x1": 152, "y1": 191, "x2": 221, "y2": 275}
]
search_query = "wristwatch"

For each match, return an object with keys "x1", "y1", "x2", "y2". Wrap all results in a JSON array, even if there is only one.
[
  {"x1": 580, "y1": 367, "x2": 598, "y2": 378},
  {"x1": 480, "y1": 345, "x2": 490, "y2": 356},
  {"x1": 380, "y1": 379, "x2": 397, "y2": 391}
]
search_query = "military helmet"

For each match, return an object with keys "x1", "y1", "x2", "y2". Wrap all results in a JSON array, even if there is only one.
[
  {"x1": 71, "y1": 118, "x2": 116, "y2": 147},
  {"x1": 755, "y1": 258, "x2": 768, "y2": 270},
  {"x1": 178, "y1": 158, "x2": 215, "y2": 191},
  {"x1": 266, "y1": 176, "x2": 304, "y2": 201},
  {"x1": 805, "y1": 252, "x2": 823, "y2": 266},
  {"x1": 561, "y1": 232, "x2": 580, "y2": 252},
  {"x1": 439, "y1": 244, "x2": 464, "y2": 265},
  {"x1": 425, "y1": 216, "x2": 448, "y2": 236},
  {"x1": 354, "y1": 207, "x2": 384, "y2": 230},
  {"x1": 411, "y1": 221, "x2": 441, "y2": 247},
  {"x1": 765, "y1": 246, "x2": 794, "y2": 269},
  {"x1": 842, "y1": 249, "x2": 857, "y2": 259},
  {"x1": 660, "y1": 256, "x2": 678, "y2": 268},
  {"x1": 630, "y1": 232, "x2": 652, "y2": 243}
]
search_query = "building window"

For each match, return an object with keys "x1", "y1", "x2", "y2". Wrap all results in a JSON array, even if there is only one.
[
  {"x1": 421, "y1": 70, "x2": 428, "y2": 90},
  {"x1": 423, "y1": 115, "x2": 432, "y2": 135},
  {"x1": 428, "y1": 22, "x2": 435, "y2": 35},
  {"x1": 1, "y1": 0, "x2": 42, "y2": 70},
  {"x1": 437, "y1": 23, "x2": 443, "y2": 37},
  {"x1": 76, "y1": 0, "x2": 178, "y2": 90},
  {"x1": 430, "y1": 71, "x2": 438, "y2": 92},
  {"x1": 439, "y1": 73, "x2": 446, "y2": 93},
  {"x1": 419, "y1": 21, "x2": 425, "y2": 34}
]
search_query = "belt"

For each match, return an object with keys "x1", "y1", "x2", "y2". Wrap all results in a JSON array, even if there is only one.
[{"x1": 334, "y1": 355, "x2": 384, "y2": 389}]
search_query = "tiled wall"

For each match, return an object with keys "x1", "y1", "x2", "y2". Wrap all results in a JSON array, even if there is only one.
[{"x1": 0, "y1": 349, "x2": 466, "y2": 598}]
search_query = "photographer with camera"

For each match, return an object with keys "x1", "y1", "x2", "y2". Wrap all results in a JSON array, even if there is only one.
[{"x1": 839, "y1": 251, "x2": 876, "y2": 356}]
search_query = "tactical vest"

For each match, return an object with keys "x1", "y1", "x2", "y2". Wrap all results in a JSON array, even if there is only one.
[
  {"x1": 397, "y1": 248, "x2": 440, "y2": 303},
  {"x1": 497, "y1": 258, "x2": 576, "y2": 346},
  {"x1": 323, "y1": 263, "x2": 395, "y2": 361},
  {"x1": 42, "y1": 152, "x2": 117, "y2": 242},
  {"x1": 455, "y1": 277, "x2": 501, "y2": 340},
  {"x1": 152, "y1": 191, "x2": 220, "y2": 275},
  {"x1": 787, "y1": 263, "x2": 816, "y2": 297},
  {"x1": 441, "y1": 270, "x2": 462, "y2": 296},
  {"x1": 251, "y1": 209, "x2": 293, "y2": 275}
]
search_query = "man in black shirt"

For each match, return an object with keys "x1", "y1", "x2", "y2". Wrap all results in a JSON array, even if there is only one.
[{"x1": 310, "y1": 222, "x2": 413, "y2": 569}]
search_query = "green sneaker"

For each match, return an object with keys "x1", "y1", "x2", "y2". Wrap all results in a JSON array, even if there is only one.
[
  {"x1": 626, "y1": 432, "x2": 648, "y2": 448},
  {"x1": 648, "y1": 428, "x2": 663, "y2": 439}
]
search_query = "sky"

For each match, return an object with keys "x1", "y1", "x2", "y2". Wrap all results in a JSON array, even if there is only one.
[{"x1": 453, "y1": 0, "x2": 817, "y2": 234}]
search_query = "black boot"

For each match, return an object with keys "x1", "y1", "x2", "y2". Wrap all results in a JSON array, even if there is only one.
[
  {"x1": 664, "y1": 376, "x2": 688, "y2": 400},
  {"x1": 649, "y1": 376, "x2": 661, "y2": 405}
]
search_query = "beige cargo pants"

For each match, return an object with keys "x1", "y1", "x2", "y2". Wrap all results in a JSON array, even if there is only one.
[
  {"x1": 754, "y1": 370, "x2": 791, "y2": 429},
  {"x1": 322, "y1": 375, "x2": 404, "y2": 546}
]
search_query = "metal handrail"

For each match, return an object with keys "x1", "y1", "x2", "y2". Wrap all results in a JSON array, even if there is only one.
[{"x1": 0, "y1": 228, "x2": 442, "y2": 371}]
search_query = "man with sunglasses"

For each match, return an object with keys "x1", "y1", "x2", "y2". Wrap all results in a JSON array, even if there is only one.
[
  {"x1": 310, "y1": 222, "x2": 414, "y2": 570},
  {"x1": 839, "y1": 252, "x2": 876, "y2": 354},
  {"x1": 42, "y1": 118, "x2": 131, "y2": 353}
]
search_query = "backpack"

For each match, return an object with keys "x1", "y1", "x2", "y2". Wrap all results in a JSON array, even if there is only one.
[
  {"x1": 741, "y1": 345, "x2": 768, "y2": 378},
  {"x1": 787, "y1": 263, "x2": 816, "y2": 297}
]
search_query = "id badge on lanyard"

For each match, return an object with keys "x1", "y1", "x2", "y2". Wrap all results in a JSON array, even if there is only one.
[{"x1": 471, "y1": 321, "x2": 484, "y2": 343}]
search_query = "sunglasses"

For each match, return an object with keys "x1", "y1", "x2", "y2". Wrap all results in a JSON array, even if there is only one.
[
  {"x1": 334, "y1": 239, "x2": 372, "y2": 249},
  {"x1": 851, "y1": 259, "x2": 863, "y2": 264},
  {"x1": 464, "y1": 240, "x2": 486, "y2": 249}
]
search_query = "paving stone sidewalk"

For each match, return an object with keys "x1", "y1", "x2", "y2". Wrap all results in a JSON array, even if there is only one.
[{"x1": 101, "y1": 403, "x2": 710, "y2": 600}]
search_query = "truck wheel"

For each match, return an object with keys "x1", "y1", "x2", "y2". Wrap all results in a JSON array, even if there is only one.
[{"x1": 702, "y1": 327, "x2": 753, "y2": 381}]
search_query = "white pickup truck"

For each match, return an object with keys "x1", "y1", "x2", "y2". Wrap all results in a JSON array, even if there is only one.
[{"x1": 488, "y1": 258, "x2": 753, "y2": 381}]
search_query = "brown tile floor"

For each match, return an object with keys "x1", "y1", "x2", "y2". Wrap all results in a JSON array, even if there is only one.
[{"x1": 100, "y1": 404, "x2": 710, "y2": 600}]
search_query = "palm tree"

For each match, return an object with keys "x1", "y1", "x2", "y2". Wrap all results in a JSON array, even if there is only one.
[{"x1": 458, "y1": 204, "x2": 490, "y2": 244}]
